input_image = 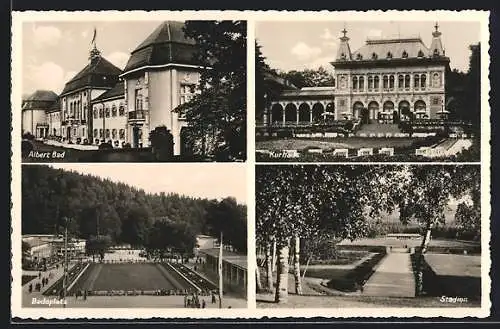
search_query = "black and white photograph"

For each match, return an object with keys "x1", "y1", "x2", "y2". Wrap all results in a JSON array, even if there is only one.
[
  {"x1": 256, "y1": 165, "x2": 482, "y2": 309},
  {"x1": 19, "y1": 164, "x2": 247, "y2": 308},
  {"x1": 255, "y1": 19, "x2": 482, "y2": 162},
  {"x1": 19, "y1": 19, "x2": 246, "y2": 162}
]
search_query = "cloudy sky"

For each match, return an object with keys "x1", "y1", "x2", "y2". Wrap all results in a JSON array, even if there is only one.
[
  {"x1": 256, "y1": 20, "x2": 480, "y2": 73},
  {"x1": 47, "y1": 163, "x2": 247, "y2": 204},
  {"x1": 22, "y1": 21, "x2": 167, "y2": 95}
]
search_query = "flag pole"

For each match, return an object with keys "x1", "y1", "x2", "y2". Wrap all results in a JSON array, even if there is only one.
[{"x1": 218, "y1": 231, "x2": 223, "y2": 309}]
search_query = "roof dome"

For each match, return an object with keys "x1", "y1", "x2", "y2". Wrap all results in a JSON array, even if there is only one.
[
  {"x1": 122, "y1": 21, "x2": 200, "y2": 75},
  {"x1": 22, "y1": 90, "x2": 58, "y2": 111}
]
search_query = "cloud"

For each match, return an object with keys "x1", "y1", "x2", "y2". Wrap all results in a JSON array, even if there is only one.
[
  {"x1": 304, "y1": 56, "x2": 336, "y2": 71},
  {"x1": 320, "y1": 28, "x2": 336, "y2": 40},
  {"x1": 105, "y1": 51, "x2": 130, "y2": 69},
  {"x1": 26, "y1": 62, "x2": 66, "y2": 94},
  {"x1": 291, "y1": 42, "x2": 322, "y2": 61},
  {"x1": 31, "y1": 25, "x2": 62, "y2": 47}
]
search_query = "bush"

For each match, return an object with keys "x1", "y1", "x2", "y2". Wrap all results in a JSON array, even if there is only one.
[
  {"x1": 123, "y1": 143, "x2": 131, "y2": 149},
  {"x1": 22, "y1": 140, "x2": 34, "y2": 156},
  {"x1": 114, "y1": 140, "x2": 120, "y2": 147},
  {"x1": 22, "y1": 132, "x2": 35, "y2": 140},
  {"x1": 76, "y1": 137, "x2": 82, "y2": 144},
  {"x1": 98, "y1": 142, "x2": 113, "y2": 150},
  {"x1": 83, "y1": 138, "x2": 89, "y2": 145},
  {"x1": 149, "y1": 125, "x2": 174, "y2": 161},
  {"x1": 94, "y1": 139, "x2": 100, "y2": 145}
]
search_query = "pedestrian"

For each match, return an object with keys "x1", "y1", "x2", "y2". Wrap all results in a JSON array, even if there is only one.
[
  {"x1": 28, "y1": 283, "x2": 32, "y2": 293},
  {"x1": 184, "y1": 295, "x2": 187, "y2": 307},
  {"x1": 83, "y1": 290, "x2": 87, "y2": 301},
  {"x1": 201, "y1": 300, "x2": 206, "y2": 308},
  {"x1": 38, "y1": 271, "x2": 41, "y2": 279},
  {"x1": 211, "y1": 292, "x2": 216, "y2": 304}
]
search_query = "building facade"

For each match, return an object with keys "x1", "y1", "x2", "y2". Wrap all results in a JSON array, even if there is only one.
[
  {"x1": 59, "y1": 45, "x2": 122, "y2": 144},
  {"x1": 21, "y1": 90, "x2": 58, "y2": 138},
  {"x1": 262, "y1": 23, "x2": 450, "y2": 126},
  {"x1": 333, "y1": 24, "x2": 449, "y2": 122},
  {"x1": 120, "y1": 21, "x2": 202, "y2": 154},
  {"x1": 22, "y1": 21, "x2": 204, "y2": 156},
  {"x1": 91, "y1": 81, "x2": 128, "y2": 147}
]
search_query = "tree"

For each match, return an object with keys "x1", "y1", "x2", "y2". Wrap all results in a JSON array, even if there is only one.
[
  {"x1": 149, "y1": 126, "x2": 174, "y2": 161},
  {"x1": 86, "y1": 235, "x2": 112, "y2": 261},
  {"x1": 279, "y1": 67, "x2": 335, "y2": 88},
  {"x1": 176, "y1": 21, "x2": 246, "y2": 160}
]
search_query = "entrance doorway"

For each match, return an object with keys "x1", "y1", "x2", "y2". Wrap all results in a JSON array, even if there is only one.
[
  {"x1": 132, "y1": 126, "x2": 141, "y2": 148},
  {"x1": 66, "y1": 126, "x2": 71, "y2": 141}
]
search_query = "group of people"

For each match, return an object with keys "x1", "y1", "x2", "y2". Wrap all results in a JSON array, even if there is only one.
[
  {"x1": 184, "y1": 292, "x2": 217, "y2": 308},
  {"x1": 27, "y1": 271, "x2": 54, "y2": 294}
]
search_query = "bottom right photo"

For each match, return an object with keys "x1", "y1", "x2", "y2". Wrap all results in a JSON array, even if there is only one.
[{"x1": 255, "y1": 164, "x2": 482, "y2": 309}]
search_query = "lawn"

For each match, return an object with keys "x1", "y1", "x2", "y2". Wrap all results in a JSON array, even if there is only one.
[
  {"x1": 256, "y1": 137, "x2": 417, "y2": 152},
  {"x1": 74, "y1": 263, "x2": 180, "y2": 291},
  {"x1": 308, "y1": 250, "x2": 369, "y2": 266}
]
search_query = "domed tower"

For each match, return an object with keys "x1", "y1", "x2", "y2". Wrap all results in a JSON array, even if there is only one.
[
  {"x1": 336, "y1": 27, "x2": 352, "y2": 61},
  {"x1": 429, "y1": 22, "x2": 445, "y2": 57},
  {"x1": 121, "y1": 21, "x2": 202, "y2": 155}
]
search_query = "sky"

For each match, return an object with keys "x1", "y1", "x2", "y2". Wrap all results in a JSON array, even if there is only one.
[
  {"x1": 22, "y1": 21, "x2": 168, "y2": 96},
  {"x1": 256, "y1": 20, "x2": 480, "y2": 73},
  {"x1": 47, "y1": 163, "x2": 247, "y2": 204}
]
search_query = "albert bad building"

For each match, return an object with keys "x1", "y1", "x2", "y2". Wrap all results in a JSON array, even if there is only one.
[
  {"x1": 22, "y1": 21, "x2": 201, "y2": 155},
  {"x1": 262, "y1": 24, "x2": 450, "y2": 126}
]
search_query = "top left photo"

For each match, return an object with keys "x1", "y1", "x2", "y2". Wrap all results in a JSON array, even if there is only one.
[{"x1": 15, "y1": 16, "x2": 247, "y2": 162}]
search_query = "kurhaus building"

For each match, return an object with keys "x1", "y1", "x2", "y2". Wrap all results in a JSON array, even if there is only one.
[
  {"x1": 264, "y1": 23, "x2": 450, "y2": 125},
  {"x1": 22, "y1": 21, "x2": 202, "y2": 156}
]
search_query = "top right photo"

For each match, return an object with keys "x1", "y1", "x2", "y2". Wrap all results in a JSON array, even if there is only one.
[{"x1": 255, "y1": 16, "x2": 485, "y2": 162}]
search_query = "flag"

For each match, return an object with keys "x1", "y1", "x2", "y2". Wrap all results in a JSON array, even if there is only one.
[
  {"x1": 218, "y1": 231, "x2": 223, "y2": 308},
  {"x1": 91, "y1": 28, "x2": 97, "y2": 45}
]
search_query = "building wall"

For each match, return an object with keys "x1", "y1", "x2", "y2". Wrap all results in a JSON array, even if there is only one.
[
  {"x1": 47, "y1": 111, "x2": 62, "y2": 137},
  {"x1": 22, "y1": 109, "x2": 46, "y2": 136},
  {"x1": 91, "y1": 97, "x2": 127, "y2": 146},
  {"x1": 334, "y1": 64, "x2": 446, "y2": 120}
]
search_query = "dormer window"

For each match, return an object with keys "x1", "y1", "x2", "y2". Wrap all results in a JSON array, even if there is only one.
[
  {"x1": 340, "y1": 53, "x2": 346, "y2": 60},
  {"x1": 417, "y1": 50, "x2": 424, "y2": 58},
  {"x1": 402, "y1": 51, "x2": 408, "y2": 58},
  {"x1": 371, "y1": 52, "x2": 378, "y2": 60},
  {"x1": 433, "y1": 49, "x2": 440, "y2": 57},
  {"x1": 356, "y1": 53, "x2": 363, "y2": 60},
  {"x1": 387, "y1": 52, "x2": 393, "y2": 59}
]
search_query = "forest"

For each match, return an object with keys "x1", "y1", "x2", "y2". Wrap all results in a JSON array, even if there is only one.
[{"x1": 22, "y1": 165, "x2": 247, "y2": 255}]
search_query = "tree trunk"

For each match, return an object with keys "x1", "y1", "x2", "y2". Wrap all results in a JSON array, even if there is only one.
[
  {"x1": 271, "y1": 240, "x2": 277, "y2": 272},
  {"x1": 416, "y1": 221, "x2": 433, "y2": 295},
  {"x1": 274, "y1": 242, "x2": 289, "y2": 304},
  {"x1": 293, "y1": 235, "x2": 303, "y2": 295},
  {"x1": 265, "y1": 243, "x2": 273, "y2": 290},
  {"x1": 255, "y1": 264, "x2": 263, "y2": 292},
  {"x1": 302, "y1": 254, "x2": 312, "y2": 280}
]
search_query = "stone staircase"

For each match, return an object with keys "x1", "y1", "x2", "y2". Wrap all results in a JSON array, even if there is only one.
[
  {"x1": 355, "y1": 123, "x2": 401, "y2": 137},
  {"x1": 362, "y1": 251, "x2": 416, "y2": 298}
]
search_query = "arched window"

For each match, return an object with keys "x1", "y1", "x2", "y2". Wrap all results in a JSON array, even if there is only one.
[
  {"x1": 421, "y1": 74, "x2": 426, "y2": 88},
  {"x1": 387, "y1": 51, "x2": 393, "y2": 59},
  {"x1": 352, "y1": 76, "x2": 358, "y2": 90},
  {"x1": 374, "y1": 76, "x2": 380, "y2": 89},
  {"x1": 402, "y1": 50, "x2": 408, "y2": 58},
  {"x1": 359, "y1": 76, "x2": 364, "y2": 90},
  {"x1": 372, "y1": 52, "x2": 378, "y2": 60},
  {"x1": 119, "y1": 104, "x2": 125, "y2": 116},
  {"x1": 119, "y1": 129, "x2": 125, "y2": 139},
  {"x1": 83, "y1": 105, "x2": 87, "y2": 119},
  {"x1": 405, "y1": 75, "x2": 410, "y2": 89},
  {"x1": 93, "y1": 129, "x2": 97, "y2": 138},
  {"x1": 99, "y1": 108, "x2": 103, "y2": 118},
  {"x1": 105, "y1": 129, "x2": 110, "y2": 138},
  {"x1": 414, "y1": 74, "x2": 420, "y2": 88},
  {"x1": 368, "y1": 76, "x2": 374, "y2": 89},
  {"x1": 105, "y1": 107, "x2": 110, "y2": 118},
  {"x1": 111, "y1": 105, "x2": 117, "y2": 117},
  {"x1": 135, "y1": 90, "x2": 143, "y2": 110},
  {"x1": 99, "y1": 129, "x2": 103, "y2": 138},
  {"x1": 383, "y1": 75, "x2": 388, "y2": 89},
  {"x1": 112, "y1": 129, "x2": 117, "y2": 139},
  {"x1": 398, "y1": 75, "x2": 404, "y2": 89},
  {"x1": 389, "y1": 75, "x2": 395, "y2": 89},
  {"x1": 93, "y1": 109, "x2": 98, "y2": 119}
]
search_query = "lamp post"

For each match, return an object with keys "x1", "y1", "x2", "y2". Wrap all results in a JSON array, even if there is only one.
[{"x1": 62, "y1": 217, "x2": 69, "y2": 308}]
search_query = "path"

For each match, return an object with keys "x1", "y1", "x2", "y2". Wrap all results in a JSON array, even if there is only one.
[{"x1": 362, "y1": 252, "x2": 415, "y2": 298}]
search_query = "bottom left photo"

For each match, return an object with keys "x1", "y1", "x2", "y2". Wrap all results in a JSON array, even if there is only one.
[{"x1": 18, "y1": 163, "x2": 247, "y2": 309}]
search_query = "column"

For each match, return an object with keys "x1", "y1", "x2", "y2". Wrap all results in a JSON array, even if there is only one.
[
  {"x1": 296, "y1": 104, "x2": 299, "y2": 124},
  {"x1": 282, "y1": 103, "x2": 286, "y2": 125},
  {"x1": 309, "y1": 103, "x2": 313, "y2": 123}
]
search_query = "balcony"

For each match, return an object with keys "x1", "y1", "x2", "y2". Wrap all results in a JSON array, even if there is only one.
[{"x1": 128, "y1": 110, "x2": 147, "y2": 121}]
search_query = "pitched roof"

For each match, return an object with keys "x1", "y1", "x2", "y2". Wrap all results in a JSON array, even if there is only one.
[
  {"x1": 61, "y1": 56, "x2": 122, "y2": 95},
  {"x1": 352, "y1": 37, "x2": 430, "y2": 61},
  {"x1": 22, "y1": 90, "x2": 58, "y2": 111},
  {"x1": 92, "y1": 81, "x2": 125, "y2": 102},
  {"x1": 122, "y1": 21, "x2": 200, "y2": 74}
]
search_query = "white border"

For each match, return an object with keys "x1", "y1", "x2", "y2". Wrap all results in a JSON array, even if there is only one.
[{"x1": 11, "y1": 9, "x2": 491, "y2": 319}]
